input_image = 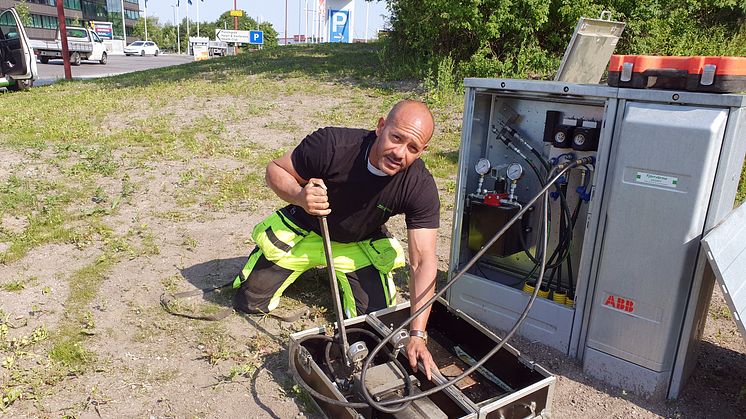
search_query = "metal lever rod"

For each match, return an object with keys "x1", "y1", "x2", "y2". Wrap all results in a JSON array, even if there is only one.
[{"x1": 318, "y1": 215, "x2": 351, "y2": 367}]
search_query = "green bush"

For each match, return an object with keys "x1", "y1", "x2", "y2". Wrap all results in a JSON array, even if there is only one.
[{"x1": 382, "y1": 0, "x2": 746, "y2": 81}]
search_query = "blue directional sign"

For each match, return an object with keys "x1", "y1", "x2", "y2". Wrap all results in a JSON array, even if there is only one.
[
  {"x1": 328, "y1": 9, "x2": 350, "y2": 43},
  {"x1": 249, "y1": 30, "x2": 263, "y2": 45}
]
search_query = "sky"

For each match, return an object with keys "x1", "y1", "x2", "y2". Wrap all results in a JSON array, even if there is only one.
[{"x1": 142, "y1": 0, "x2": 390, "y2": 40}]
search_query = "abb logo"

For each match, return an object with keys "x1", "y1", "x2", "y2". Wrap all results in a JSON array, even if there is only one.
[{"x1": 604, "y1": 295, "x2": 635, "y2": 313}]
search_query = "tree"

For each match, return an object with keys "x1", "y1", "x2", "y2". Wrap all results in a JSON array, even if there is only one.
[
  {"x1": 14, "y1": 0, "x2": 32, "y2": 27},
  {"x1": 131, "y1": 16, "x2": 167, "y2": 47}
]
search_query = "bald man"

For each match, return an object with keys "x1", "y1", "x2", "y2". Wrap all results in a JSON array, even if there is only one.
[{"x1": 232, "y1": 100, "x2": 439, "y2": 378}]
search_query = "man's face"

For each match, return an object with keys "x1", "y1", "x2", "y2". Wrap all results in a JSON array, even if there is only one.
[{"x1": 369, "y1": 110, "x2": 431, "y2": 176}]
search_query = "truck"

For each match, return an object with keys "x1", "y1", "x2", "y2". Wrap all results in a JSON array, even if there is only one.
[
  {"x1": 31, "y1": 27, "x2": 107, "y2": 66},
  {"x1": 208, "y1": 40, "x2": 228, "y2": 56},
  {"x1": 0, "y1": 8, "x2": 37, "y2": 91}
]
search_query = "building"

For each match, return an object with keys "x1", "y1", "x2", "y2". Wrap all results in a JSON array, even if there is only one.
[{"x1": 0, "y1": 0, "x2": 139, "y2": 41}]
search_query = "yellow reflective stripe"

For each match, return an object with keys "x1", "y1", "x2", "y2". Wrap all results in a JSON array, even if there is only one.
[
  {"x1": 335, "y1": 271, "x2": 358, "y2": 318},
  {"x1": 268, "y1": 270, "x2": 305, "y2": 311},
  {"x1": 382, "y1": 271, "x2": 397, "y2": 306},
  {"x1": 232, "y1": 248, "x2": 263, "y2": 289}
]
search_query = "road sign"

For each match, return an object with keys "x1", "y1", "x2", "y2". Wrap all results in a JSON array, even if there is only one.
[
  {"x1": 249, "y1": 30, "x2": 263, "y2": 45},
  {"x1": 328, "y1": 9, "x2": 350, "y2": 43},
  {"x1": 215, "y1": 29, "x2": 250, "y2": 43},
  {"x1": 229, "y1": 10, "x2": 243, "y2": 17},
  {"x1": 215, "y1": 29, "x2": 263, "y2": 45}
]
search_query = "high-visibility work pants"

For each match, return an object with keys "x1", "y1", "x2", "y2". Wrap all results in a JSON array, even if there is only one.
[{"x1": 232, "y1": 209, "x2": 406, "y2": 319}]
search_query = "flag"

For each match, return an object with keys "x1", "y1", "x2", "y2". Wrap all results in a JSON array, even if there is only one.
[
  {"x1": 144, "y1": 0, "x2": 147, "y2": 6},
  {"x1": 176, "y1": 0, "x2": 179, "y2": 6},
  {"x1": 187, "y1": 0, "x2": 192, "y2": 4}
]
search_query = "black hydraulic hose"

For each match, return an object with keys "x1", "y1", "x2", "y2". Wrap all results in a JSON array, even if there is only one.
[
  {"x1": 501, "y1": 123, "x2": 552, "y2": 173},
  {"x1": 565, "y1": 196, "x2": 584, "y2": 294},
  {"x1": 289, "y1": 159, "x2": 590, "y2": 412},
  {"x1": 288, "y1": 333, "x2": 414, "y2": 411},
  {"x1": 324, "y1": 341, "x2": 336, "y2": 377},
  {"x1": 359, "y1": 178, "x2": 551, "y2": 410},
  {"x1": 357, "y1": 160, "x2": 589, "y2": 410}
]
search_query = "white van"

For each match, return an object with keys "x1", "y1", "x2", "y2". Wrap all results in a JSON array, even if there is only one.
[{"x1": 0, "y1": 8, "x2": 37, "y2": 91}]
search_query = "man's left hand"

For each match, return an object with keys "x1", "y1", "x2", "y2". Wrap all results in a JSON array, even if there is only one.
[{"x1": 407, "y1": 336, "x2": 435, "y2": 381}]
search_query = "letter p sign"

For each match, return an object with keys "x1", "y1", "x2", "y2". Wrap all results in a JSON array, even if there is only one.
[{"x1": 329, "y1": 9, "x2": 350, "y2": 43}]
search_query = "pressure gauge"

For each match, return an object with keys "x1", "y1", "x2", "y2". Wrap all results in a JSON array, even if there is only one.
[
  {"x1": 475, "y1": 158, "x2": 491, "y2": 175},
  {"x1": 573, "y1": 132, "x2": 587, "y2": 146},
  {"x1": 554, "y1": 131, "x2": 566, "y2": 144},
  {"x1": 507, "y1": 163, "x2": 524, "y2": 181}
]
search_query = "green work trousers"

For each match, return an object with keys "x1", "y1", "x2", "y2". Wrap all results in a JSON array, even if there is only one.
[{"x1": 233, "y1": 209, "x2": 406, "y2": 318}]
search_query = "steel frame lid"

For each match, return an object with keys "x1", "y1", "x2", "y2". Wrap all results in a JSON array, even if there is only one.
[
  {"x1": 701, "y1": 202, "x2": 746, "y2": 343},
  {"x1": 555, "y1": 12, "x2": 626, "y2": 84}
]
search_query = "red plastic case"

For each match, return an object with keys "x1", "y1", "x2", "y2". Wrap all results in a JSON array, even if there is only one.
[{"x1": 607, "y1": 55, "x2": 746, "y2": 93}]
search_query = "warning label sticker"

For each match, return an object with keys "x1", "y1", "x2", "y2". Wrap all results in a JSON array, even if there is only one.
[{"x1": 635, "y1": 172, "x2": 678, "y2": 188}]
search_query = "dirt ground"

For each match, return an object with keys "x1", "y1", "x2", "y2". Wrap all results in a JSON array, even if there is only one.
[{"x1": 1, "y1": 71, "x2": 745, "y2": 418}]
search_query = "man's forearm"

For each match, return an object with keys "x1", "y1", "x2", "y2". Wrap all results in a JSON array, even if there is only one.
[
  {"x1": 266, "y1": 161, "x2": 303, "y2": 206},
  {"x1": 409, "y1": 259, "x2": 437, "y2": 332}
]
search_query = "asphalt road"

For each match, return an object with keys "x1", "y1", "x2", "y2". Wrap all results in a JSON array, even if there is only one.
[{"x1": 35, "y1": 54, "x2": 194, "y2": 86}]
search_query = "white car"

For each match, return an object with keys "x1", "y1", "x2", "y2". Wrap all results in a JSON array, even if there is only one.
[
  {"x1": 124, "y1": 41, "x2": 160, "y2": 56},
  {"x1": 0, "y1": 8, "x2": 37, "y2": 91}
]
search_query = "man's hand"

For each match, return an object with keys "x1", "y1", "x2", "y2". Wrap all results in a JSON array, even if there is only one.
[
  {"x1": 407, "y1": 336, "x2": 435, "y2": 381},
  {"x1": 297, "y1": 178, "x2": 331, "y2": 216}
]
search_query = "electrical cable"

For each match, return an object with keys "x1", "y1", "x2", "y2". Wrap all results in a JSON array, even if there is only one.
[
  {"x1": 355, "y1": 160, "x2": 589, "y2": 410},
  {"x1": 289, "y1": 332, "x2": 414, "y2": 411},
  {"x1": 289, "y1": 159, "x2": 591, "y2": 412}
]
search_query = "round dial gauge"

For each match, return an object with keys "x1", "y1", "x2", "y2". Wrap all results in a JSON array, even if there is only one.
[
  {"x1": 573, "y1": 132, "x2": 587, "y2": 146},
  {"x1": 507, "y1": 163, "x2": 524, "y2": 180},
  {"x1": 554, "y1": 131, "x2": 566, "y2": 143},
  {"x1": 475, "y1": 158, "x2": 491, "y2": 175}
]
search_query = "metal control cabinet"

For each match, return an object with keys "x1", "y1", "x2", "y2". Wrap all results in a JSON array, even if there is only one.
[{"x1": 448, "y1": 78, "x2": 746, "y2": 399}]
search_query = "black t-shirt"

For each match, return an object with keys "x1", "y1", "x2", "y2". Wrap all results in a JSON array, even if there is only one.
[{"x1": 284, "y1": 127, "x2": 440, "y2": 243}]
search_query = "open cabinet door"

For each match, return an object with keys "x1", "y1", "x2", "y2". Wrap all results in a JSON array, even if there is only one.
[{"x1": 0, "y1": 8, "x2": 36, "y2": 86}]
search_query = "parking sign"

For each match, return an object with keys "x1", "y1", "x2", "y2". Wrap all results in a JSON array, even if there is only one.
[
  {"x1": 249, "y1": 30, "x2": 263, "y2": 45},
  {"x1": 328, "y1": 9, "x2": 349, "y2": 43}
]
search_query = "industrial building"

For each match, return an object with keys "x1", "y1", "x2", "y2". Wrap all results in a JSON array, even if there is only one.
[{"x1": 0, "y1": 0, "x2": 139, "y2": 41}]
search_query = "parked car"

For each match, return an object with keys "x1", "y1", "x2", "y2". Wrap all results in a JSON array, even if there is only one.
[
  {"x1": 31, "y1": 27, "x2": 107, "y2": 65},
  {"x1": 124, "y1": 41, "x2": 159, "y2": 56},
  {"x1": 0, "y1": 8, "x2": 37, "y2": 91}
]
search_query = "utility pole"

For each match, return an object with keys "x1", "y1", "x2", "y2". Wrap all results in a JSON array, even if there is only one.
[
  {"x1": 285, "y1": 0, "x2": 288, "y2": 45},
  {"x1": 233, "y1": 0, "x2": 238, "y2": 30},
  {"x1": 55, "y1": 0, "x2": 71, "y2": 79}
]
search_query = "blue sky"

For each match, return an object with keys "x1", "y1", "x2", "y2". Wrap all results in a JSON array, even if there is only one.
[{"x1": 142, "y1": 0, "x2": 390, "y2": 40}]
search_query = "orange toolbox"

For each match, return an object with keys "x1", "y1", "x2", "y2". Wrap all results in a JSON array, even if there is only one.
[{"x1": 607, "y1": 55, "x2": 746, "y2": 93}]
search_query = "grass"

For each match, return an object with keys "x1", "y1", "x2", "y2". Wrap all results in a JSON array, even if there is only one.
[
  {"x1": 0, "y1": 40, "x2": 744, "y2": 416},
  {"x1": 1, "y1": 279, "x2": 26, "y2": 292}
]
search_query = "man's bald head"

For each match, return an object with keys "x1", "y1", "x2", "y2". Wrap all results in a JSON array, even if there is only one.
[
  {"x1": 369, "y1": 100, "x2": 436, "y2": 176},
  {"x1": 386, "y1": 100, "x2": 435, "y2": 144}
]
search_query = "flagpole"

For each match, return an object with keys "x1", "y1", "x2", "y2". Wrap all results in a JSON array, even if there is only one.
[
  {"x1": 186, "y1": 0, "x2": 190, "y2": 41},
  {"x1": 196, "y1": 0, "x2": 200, "y2": 37}
]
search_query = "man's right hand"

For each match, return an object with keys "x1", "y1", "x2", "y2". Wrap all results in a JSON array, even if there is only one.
[{"x1": 297, "y1": 178, "x2": 331, "y2": 216}]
